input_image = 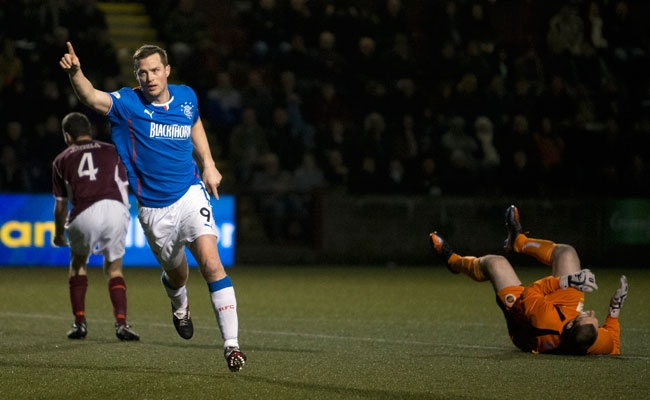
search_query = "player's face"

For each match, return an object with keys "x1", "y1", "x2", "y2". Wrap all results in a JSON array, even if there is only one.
[
  {"x1": 136, "y1": 54, "x2": 170, "y2": 102},
  {"x1": 573, "y1": 310, "x2": 599, "y2": 330}
]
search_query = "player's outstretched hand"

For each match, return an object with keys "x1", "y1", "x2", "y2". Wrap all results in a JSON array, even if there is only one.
[
  {"x1": 560, "y1": 269, "x2": 598, "y2": 292},
  {"x1": 608, "y1": 275, "x2": 628, "y2": 318},
  {"x1": 59, "y1": 41, "x2": 80, "y2": 74}
]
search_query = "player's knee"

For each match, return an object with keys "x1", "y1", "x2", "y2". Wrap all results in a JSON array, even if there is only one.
[
  {"x1": 481, "y1": 254, "x2": 508, "y2": 268},
  {"x1": 552, "y1": 244, "x2": 579, "y2": 264}
]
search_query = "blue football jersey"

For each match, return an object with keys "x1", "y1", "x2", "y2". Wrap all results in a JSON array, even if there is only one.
[{"x1": 107, "y1": 84, "x2": 202, "y2": 207}]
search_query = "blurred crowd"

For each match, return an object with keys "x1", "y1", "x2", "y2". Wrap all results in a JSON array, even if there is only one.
[{"x1": 2, "y1": 0, "x2": 650, "y2": 201}]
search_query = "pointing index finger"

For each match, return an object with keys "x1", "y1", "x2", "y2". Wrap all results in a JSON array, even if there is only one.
[{"x1": 66, "y1": 41, "x2": 75, "y2": 55}]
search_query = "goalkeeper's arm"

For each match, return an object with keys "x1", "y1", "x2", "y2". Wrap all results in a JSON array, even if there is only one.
[{"x1": 608, "y1": 275, "x2": 628, "y2": 318}]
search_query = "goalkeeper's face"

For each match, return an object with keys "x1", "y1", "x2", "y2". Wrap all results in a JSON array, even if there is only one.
[{"x1": 572, "y1": 310, "x2": 598, "y2": 330}]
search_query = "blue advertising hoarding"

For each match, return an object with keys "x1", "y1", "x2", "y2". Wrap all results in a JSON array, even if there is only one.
[{"x1": 0, "y1": 193, "x2": 236, "y2": 267}]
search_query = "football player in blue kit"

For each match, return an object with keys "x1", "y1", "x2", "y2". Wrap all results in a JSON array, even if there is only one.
[{"x1": 60, "y1": 41, "x2": 246, "y2": 372}]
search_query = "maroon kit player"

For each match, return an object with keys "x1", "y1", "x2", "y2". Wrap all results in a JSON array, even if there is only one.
[{"x1": 52, "y1": 112, "x2": 139, "y2": 341}]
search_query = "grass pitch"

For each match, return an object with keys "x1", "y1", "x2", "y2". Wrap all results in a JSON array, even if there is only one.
[{"x1": 1, "y1": 264, "x2": 648, "y2": 399}]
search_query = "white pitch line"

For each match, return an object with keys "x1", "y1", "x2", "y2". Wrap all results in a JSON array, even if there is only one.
[{"x1": 2, "y1": 311, "x2": 649, "y2": 361}]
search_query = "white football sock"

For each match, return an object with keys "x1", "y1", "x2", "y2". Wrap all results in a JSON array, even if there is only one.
[
  {"x1": 210, "y1": 285, "x2": 239, "y2": 348},
  {"x1": 162, "y1": 275, "x2": 188, "y2": 313}
]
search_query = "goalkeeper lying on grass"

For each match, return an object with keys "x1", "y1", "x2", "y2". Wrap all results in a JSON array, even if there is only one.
[{"x1": 430, "y1": 205, "x2": 627, "y2": 355}]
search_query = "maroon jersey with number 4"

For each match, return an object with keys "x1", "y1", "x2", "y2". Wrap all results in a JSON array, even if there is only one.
[{"x1": 52, "y1": 139, "x2": 129, "y2": 222}]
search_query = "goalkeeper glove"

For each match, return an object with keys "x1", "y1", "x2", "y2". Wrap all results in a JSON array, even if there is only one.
[
  {"x1": 608, "y1": 275, "x2": 628, "y2": 318},
  {"x1": 559, "y1": 269, "x2": 598, "y2": 292}
]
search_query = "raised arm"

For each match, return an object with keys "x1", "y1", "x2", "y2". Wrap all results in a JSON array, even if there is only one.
[
  {"x1": 191, "y1": 117, "x2": 222, "y2": 199},
  {"x1": 59, "y1": 41, "x2": 112, "y2": 115}
]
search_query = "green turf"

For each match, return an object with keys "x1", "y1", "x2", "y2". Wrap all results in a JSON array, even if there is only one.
[{"x1": 1, "y1": 264, "x2": 648, "y2": 399}]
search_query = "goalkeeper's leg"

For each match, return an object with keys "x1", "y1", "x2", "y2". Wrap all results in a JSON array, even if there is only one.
[
  {"x1": 431, "y1": 233, "x2": 523, "y2": 291},
  {"x1": 430, "y1": 232, "x2": 487, "y2": 281},
  {"x1": 447, "y1": 254, "x2": 489, "y2": 282},
  {"x1": 450, "y1": 254, "x2": 524, "y2": 293},
  {"x1": 510, "y1": 233, "x2": 557, "y2": 266},
  {"x1": 511, "y1": 233, "x2": 580, "y2": 277},
  {"x1": 548, "y1": 243, "x2": 581, "y2": 277},
  {"x1": 504, "y1": 206, "x2": 557, "y2": 265}
]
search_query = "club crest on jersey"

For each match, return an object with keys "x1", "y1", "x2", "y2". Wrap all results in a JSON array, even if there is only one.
[{"x1": 181, "y1": 102, "x2": 194, "y2": 119}]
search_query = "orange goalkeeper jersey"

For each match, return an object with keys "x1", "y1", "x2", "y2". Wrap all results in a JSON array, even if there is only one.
[{"x1": 505, "y1": 276, "x2": 620, "y2": 355}]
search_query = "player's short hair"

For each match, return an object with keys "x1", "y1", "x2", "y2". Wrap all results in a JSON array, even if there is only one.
[
  {"x1": 62, "y1": 112, "x2": 92, "y2": 140},
  {"x1": 560, "y1": 320, "x2": 598, "y2": 355},
  {"x1": 133, "y1": 44, "x2": 169, "y2": 71}
]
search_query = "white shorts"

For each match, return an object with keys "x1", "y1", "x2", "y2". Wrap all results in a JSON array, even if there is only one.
[
  {"x1": 138, "y1": 184, "x2": 218, "y2": 270},
  {"x1": 66, "y1": 199, "x2": 130, "y2": 263}
]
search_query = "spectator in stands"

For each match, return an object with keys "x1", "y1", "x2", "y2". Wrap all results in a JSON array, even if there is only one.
[
  {"x1": 274, "y1": 33, "x2": 314, "y2": 80},
  {"x1": 0, "y1": 38, "x2": 23, "y2": 90},
  {"x1": 273, "y1": 69, "x2": 316, "y2": 150},
  {"x1": 532, "y1": 116, "x2": 567, "y2": 192},
  {"x1": 315, "y1": 118, "x2": 357, "y2": 188},
  {"x1": 389, "y1": 114, "x2": 421, "y2": 193},
  {"x1": 60, "y1": 0, "x2": 109, "y2": 45},
  {"x1": 588, "y1": 117, "x2": 626, "y2": 195},
  {"x1": 440, "y1": 116, "x2": 479, "y2": 183},
  {"x1": 358, "y1": 111, "x2": 391, "y2": 180},
  {"x1": 433, "y1": 1, "x2": 463, "y2": 49},
  {"x1": 473, "y1": 115, "x2": 501, "y2": 193},
  {"x1": 483, "y1": 74, "x2": 512, "y2": 127},
  {"x1": 586, "y1": 1, "x2": 608, "y2": 52},
  {"x1": 510, "y1": 77, "x2": 538, "y2": 118},
  {"x1": 31, "y1": 113, "x2": 67, "y2": 192},
  {"x1": 461, "y1": 2, "x2": 497, "y2": 53},
  {"x1": 2, "y1": 120, "x2": 29, "y2": 161},
  {"x1": 38, "y1": 79, "x2": 68, "y2": 121},
  {"x1": 304, "y1": 81, "x2": 350, "y2": 132},
  {"x1": 291, "y1": 150, "x2": 326, "y2": 240},
  {"x1": 536, "y1": 75, "x2": 577, "y2": 124},
  {"x1": 293, "y1": 150, "x2": 325, "y2": 193},
  {"x1": 310, "y1": 30, "x2": 347, "y2": 86},
  {"x1": 244, "y1": 0, "x2": 287, "y2": 63},
  {"x1": 161, "y1": 0, "x2": 208, "y2": 78},
  {"x1": 513, "y1": 45, "x2": 545, "y2": 92},
  {"x1": 249, "y1": 151, "x2": 295, "y2": 241},
  {"x1": 547, "y1": 5, "x2": 586, "y2": 57},
  {"x1": 266, "y1": 106, "x2": 303, "y2": 172},
  {"x1": 458, "y1": 40, "x2": 492, "y2": 90},
  {"x1": 321, "y1": 148, "x2": 350, "y2": 190},
  {"x1": 347, "y1": 35, "x2": 388, "y2": 116},
  {"x1": 0, "y1": 145, "x2": 31, "y2": 192},
  {"x1": 385, "y1": 157, "x2": 416, "y2": 194},
  {"x1": 284, "y1": 0, "x2": 317, "y2": 49},
  {"x1": 501, "y1": 115, "x2": 542, "y2": 196},
  {"x1": 204, "y1": 71, "x2": 243, "y2": 156},
  {"x1": 350, "y1": 155, "x2": 388, "y2": 195},
  {"x1": 240, "y1": 68, "x2": 274, "y2": 126},
  {"x1": 229, "y1": 107, "x2": 269, "y2": 185},
  {"x1": 605, "y1": 0, "x2": 645, "y2": 67},
  {"x1": 381, "y1": 33, "x2": 418, "y2": 86},
  {"x1": 389, "y1": 77, "x2": 426, "y2": 125},
  {"x1": 415, "y1": 156, "x2": 442, "y2": 196},
  {"x1": 451, "y1": 73, "x2": 483, "y2": 123}
]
